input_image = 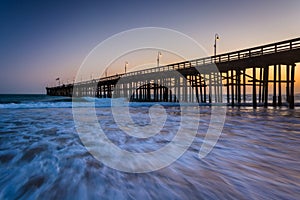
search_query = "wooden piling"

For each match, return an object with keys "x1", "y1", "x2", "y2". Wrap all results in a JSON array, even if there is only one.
[
  {"x1": 278, "y1": 64, "x2": 282, "y2": 106},
  {"x1": 286, "y1": 65, "x2": 290, "y2": 103},
  {"x1": 253, "y1": 67, "x2": 257, "y2": 109},
  {"x1": 243, "y1": 69, "x2": 246, "y2": 103},
  {"x1": 231, "y1": 69, "x2": 235, "y2": 107},
  {"x1": 264, "y1": 66, "x2": 269, "y2": 108},
  {"x1": 290, "y1": 64, "x2": 295, "y2": 109},
  {"x1": 237, "y1": 70, "x2": 241, "y2": 104},
  {"x1": 209, "y1": 74, "x2": 212, "y2": 103},
  {"x1": 273, "y1": 65, "x2": 277, "y2": 107},
  {"x1": 259, "y1": 67, "x2": 263, "y2": 103},
  {"x1": 227, "y1": 71, "x2": 230, "y2": 104}
]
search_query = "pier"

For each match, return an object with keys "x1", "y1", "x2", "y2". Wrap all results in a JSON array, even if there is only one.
[{"x1": 46, "y1": 37, "x2": 300, "y2": 109}]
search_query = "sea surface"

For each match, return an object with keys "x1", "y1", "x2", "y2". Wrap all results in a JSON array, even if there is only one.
[{"x1": 0, "y1": 94, "x2": 300, "y2": 199}]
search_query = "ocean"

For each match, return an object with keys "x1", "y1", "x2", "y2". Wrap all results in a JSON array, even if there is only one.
[{"x1": 0, "y1": 94, "x2": 300, "y2": 199}]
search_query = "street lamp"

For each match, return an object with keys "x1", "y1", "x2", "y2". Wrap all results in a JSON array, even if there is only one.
[
  {"x1": 157, "y1": 51, "x2": 162, "y2": 67},
  {"x1": 56, "y1": 77, "x2": 60, "y2": 86},
  {"x1": 214, "y1": 33, "x2": 220, "y2": 57},
  {"x1": 125, "y1": 61, "x2": 128, "y2": 74}
]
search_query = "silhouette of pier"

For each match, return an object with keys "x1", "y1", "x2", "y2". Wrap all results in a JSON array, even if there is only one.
[{"x1": 46, "y1": 37, "x2": 300, "y2": 108}]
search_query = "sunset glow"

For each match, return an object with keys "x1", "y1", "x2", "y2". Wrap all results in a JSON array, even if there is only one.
[{"x1": 0, "y1": 0, "x2": 299, "y2": 93}]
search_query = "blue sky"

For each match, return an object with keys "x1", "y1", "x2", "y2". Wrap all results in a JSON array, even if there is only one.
[{"x1": 0, "y1": 0, "x2": 299, "y2": 93}]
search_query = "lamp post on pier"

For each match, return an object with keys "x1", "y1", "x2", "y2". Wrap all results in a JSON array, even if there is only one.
[
  {"x1": 56, "y1": 77, "x2": 60, "y2": 86},
  {"x1": 157, "y1": 51, "x2": 162, "y2": 67},
  {"x1": 125, "y1": 61, "x2": 128, "y2": 74},
  {"x1": 214, "y1": 33, "x2": 220, "y2": 57}
]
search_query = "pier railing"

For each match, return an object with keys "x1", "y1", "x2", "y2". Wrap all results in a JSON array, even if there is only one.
[{"x1": 72, "y1": 74, "x2": 124, "y2": 87}]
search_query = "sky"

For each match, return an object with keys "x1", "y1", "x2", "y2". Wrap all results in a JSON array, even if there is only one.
[{"x1": 0, "y1": 0, "x2": 299, "y2": 94}]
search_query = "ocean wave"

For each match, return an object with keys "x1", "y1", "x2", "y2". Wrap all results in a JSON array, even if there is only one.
[
  {"x1": 1, "y1": 94, "x2": 299, "y2": 109},
  {"x1": 0, "y1": 98, "x2": 181, "y2": 109},
  {"x1": 1, "y1": 105, "x2": 300, "y2": 199},
  {"x1": 0, "y1": 102, "x2": 73, "y2": 109}
]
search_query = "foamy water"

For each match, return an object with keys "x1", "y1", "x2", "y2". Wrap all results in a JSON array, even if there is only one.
[{"x1": 0, "y1": 95, "x2": 300, "y2": 199}]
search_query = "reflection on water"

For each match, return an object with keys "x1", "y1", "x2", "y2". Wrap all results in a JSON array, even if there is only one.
[{"x1": 0, "y1": 106, "x2": 300, "y2": 199}]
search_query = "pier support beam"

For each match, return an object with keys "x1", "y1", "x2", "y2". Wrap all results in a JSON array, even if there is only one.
[
  {"x1": 209, "y1": 74, "x2": 212, "y2": 103},
  {"x1": 231, "y1": 69, "x2": 235, "y2": 107},
  {"x1": 286, "y1": 65, "x2": 290, "y2": 104},
  {"x1": 278, "y1": 64, "x2": 282, "y2": 106},
  {"x1": 253, "y1": 67, "x2": 257, "y2": 109},
  {"x1": 264, "y1": 66, "x2": 269, "y2": 108},
  {"x1": 259, "y1": 68, "x2": 263, "y2": 103},
  {"x1": 227, "y1": 71, "x2": 230, "y2": 104},
  {"x1": 273, "y1": 65, "x2": 277, "y2": 107},
  {"x1": 290, "y1": 64, "x2": 295, "y2": 109},
  {"x1": 243, "y1": 69, "x2": 246, "y2": 103},
  {"x1": 237, "y1": 70, "x2": 241, "y2": 104}
]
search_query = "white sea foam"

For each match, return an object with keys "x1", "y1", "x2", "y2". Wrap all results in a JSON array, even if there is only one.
[{"x1": 0, "y1": 95, "x2": 300, "y2": 199}]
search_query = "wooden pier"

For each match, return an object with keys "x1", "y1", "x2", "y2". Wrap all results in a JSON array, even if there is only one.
[{"x1": 46, "y1": 37, "x2": 300, "y2": 109}]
